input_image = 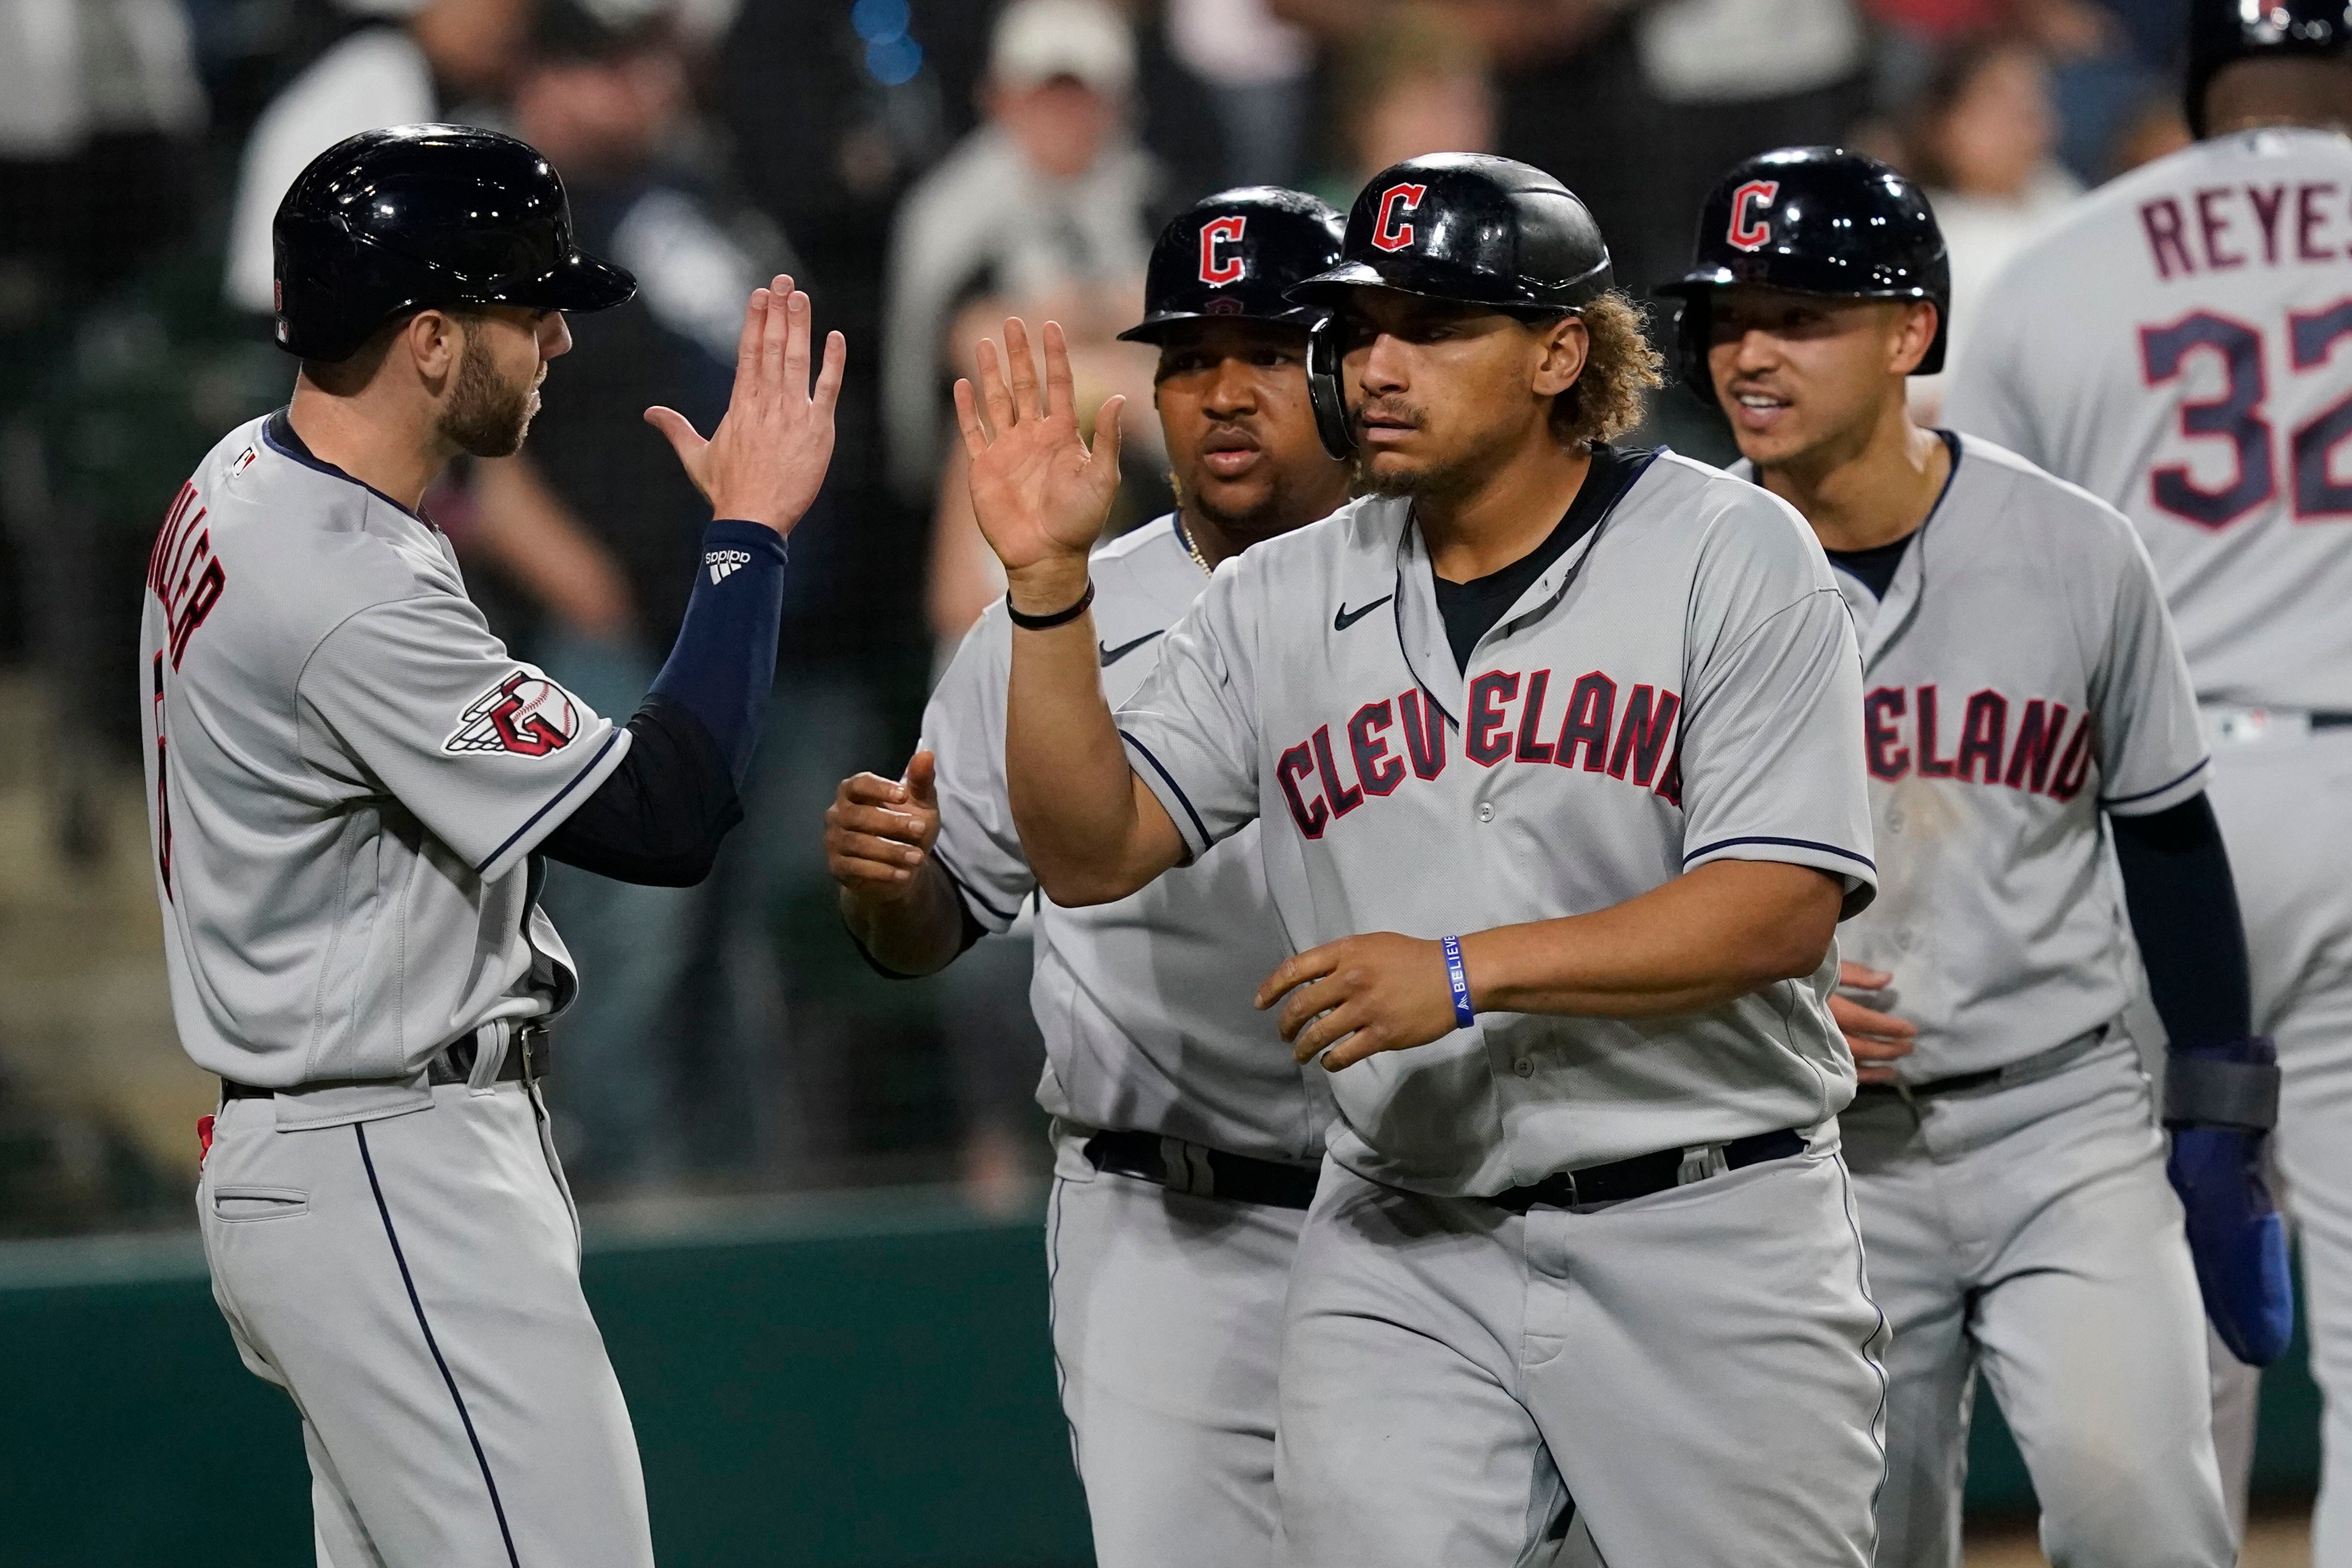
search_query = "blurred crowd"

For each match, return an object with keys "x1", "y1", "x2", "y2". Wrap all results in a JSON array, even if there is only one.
[{"x1": 0, "y1": 0, "x2": 2203, "y2": 1229}]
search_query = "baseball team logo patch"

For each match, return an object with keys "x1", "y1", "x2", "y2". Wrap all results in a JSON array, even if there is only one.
[
  {"x1": 445, "y1": 670, "x2": 580, "y2": 758},
  {"x1": 1372, "y1": 183, "x2": 1426, "y2": 253},
  {"x1": 1727, "y1": 179, "x2": 1779, "y2": 252},
  {"x1": 706, "y1": 547, "x2": 752, "y2": 584},
  {"x1": 1198, "y1": 215, "x2": 1247, "y2": 284}
]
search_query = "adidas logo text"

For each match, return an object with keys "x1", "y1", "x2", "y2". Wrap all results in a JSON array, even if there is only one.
[{"x1": 706, "y1": 548, "x2": 753, "y2": 584}]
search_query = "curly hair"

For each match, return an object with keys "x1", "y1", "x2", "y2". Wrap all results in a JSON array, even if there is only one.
[{"x1": 1549, "y1": 291, "x2": 1665, "y2": 447}]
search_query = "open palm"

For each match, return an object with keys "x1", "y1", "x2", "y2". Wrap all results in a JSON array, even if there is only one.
[{"x1": 954, "y1": 318, "x2": 1125, "y2": 576}]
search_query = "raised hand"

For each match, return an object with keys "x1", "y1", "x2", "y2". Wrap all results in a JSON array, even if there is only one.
[
  {"x1": 954, "y1": 318, "x2": 1124, "y2": 605},
  {"x1": 646, "y1": 274, "x2": 845, "y2": 538}
]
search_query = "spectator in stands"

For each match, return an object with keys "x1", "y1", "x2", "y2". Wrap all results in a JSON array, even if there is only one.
[
  {"x1": 1165, "y1": 0, "x2": 1318, "y2": 187},
  {"x1": 0, "y1": 0, "x2": 208, "y2": 312},
  {"x1": 1631, "y1": 0, "x2": 1870, "y2": 277},
  {"x1": 1906, "y1": 34, "x2": 2082, "y2": 415},
  {"x1": 222, "y1": 0, "x2": 531, "y2": 317},
  {"x1": 465, "y1": 0, "x2": 788, "y2": 1193},
  {"x1": 882, "y1": 0, "x2": 1163, "y2": 512},
  {"x1": 1308, "y1": 3, "x2": 1494, "y2": 208}
]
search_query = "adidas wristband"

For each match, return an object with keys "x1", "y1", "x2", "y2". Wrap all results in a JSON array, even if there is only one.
[{"x1": 648, "y1": 519, "x2": 787, "y2": 785}]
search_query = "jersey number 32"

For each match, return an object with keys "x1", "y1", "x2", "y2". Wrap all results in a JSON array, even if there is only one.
[{"x1": 2139, "y1": 301, "x2": 2352, "y2": 530}]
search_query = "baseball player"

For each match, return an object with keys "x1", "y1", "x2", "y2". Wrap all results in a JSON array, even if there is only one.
[
  {"x1": 142, "y1": 125, "x2": 842, "y2": 1566},
  {"x1": 956, "y1": 153, "x2": 1890, "y2": 1568},
  {"x1": 821, "y1": 188, "x2": 1353, "y2": 1568},
  {"x1": 1664, "y1": 145, "x2": 2253, "y2": 1568},
  {"x1": 1942, "y1": 0, "x2": 2345, "y2": 1544}
]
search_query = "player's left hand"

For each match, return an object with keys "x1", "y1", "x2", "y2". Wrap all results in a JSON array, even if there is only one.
[
  {"x1": 1258, "y1": 934, "x2": 1460, "y2": 1071},
  {"x1": 1832, "y1": 961, "x2": 1917, "y2": 1084},
  {"x1": 645, "y1": 273, "x2": 845, "y2": 538}
]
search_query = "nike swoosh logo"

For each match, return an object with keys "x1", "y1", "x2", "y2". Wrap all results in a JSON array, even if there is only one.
[
  {"x1": 1333, "y1": 595, "x2": 1393, "y2": 632},
  {"x1": 1099, "y1": 630, "x2": 1165, "y2": 667}
]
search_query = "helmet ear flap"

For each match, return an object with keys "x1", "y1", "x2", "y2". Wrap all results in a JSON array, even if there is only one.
[
  {"x1": 1917, "y1": 297, "x2": 1949, "y2": 377},
  {"x1": 1673, "y1": 295, "x2": 1718, "y2": 411},
  {"x1": 1306, "y1": 313, "x2": 1356, "y2": 461}
]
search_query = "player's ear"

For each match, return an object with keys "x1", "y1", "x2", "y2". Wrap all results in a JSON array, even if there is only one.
[
  {"x1": 403, "y1": 308, "x2": 464, "y2": 386},
  {"x1": 1531, "y1": 312, "x2": 1590, "y2": 399},
  {"x1": 1888, "y1": 300, "x2": 1938, "y2": 378}
]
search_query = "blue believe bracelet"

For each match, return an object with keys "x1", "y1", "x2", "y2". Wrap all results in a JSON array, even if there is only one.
[{"x1": 1443, "y1": 935, "x2": 1474, "y2": 1029}]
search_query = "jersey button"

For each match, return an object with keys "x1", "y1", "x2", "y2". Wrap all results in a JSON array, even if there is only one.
[
  {"x1": 1513, "y1": 1056, "x2": 1535, "y2": 1078},
  {"x1": 1477, "y1": 803, "x2": 1496, "y2": 823}
]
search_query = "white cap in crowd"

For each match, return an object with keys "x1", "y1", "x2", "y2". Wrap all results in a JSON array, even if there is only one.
[{"x1": 990, "y1": 0, "x2": 1137, "y2": 95}]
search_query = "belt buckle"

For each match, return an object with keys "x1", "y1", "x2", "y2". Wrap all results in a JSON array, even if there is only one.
[{"x1": 515, "y1": 1022, "x2": 546, "y2": 1084}]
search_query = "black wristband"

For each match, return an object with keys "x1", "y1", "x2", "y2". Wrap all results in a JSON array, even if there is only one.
[{"x1": 1005, "y1": 581, "x2": 1094, "y2": 630}]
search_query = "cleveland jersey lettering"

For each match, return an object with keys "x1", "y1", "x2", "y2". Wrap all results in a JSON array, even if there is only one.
[
  {"x1": 1861, "y1": 684, "x2": 2096, "y2": 797},
  {"x1": 1274, "y1": 672, "x2": 1682, "y2": 839}
]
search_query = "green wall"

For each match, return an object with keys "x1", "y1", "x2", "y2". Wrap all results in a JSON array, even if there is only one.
[{"x1": 0, "y1": 1188, "x2": 2319, "y2": 1566}]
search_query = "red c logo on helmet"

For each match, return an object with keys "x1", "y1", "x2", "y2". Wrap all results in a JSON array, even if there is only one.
[
  {"x1": 1372, "y1": 183, "x2": 1427, "y2": 253},
  {"x1": 1198, "y1": 215, "x2": 1248, "y2": 284},
  {"x1": 1727, "y1": 180, "x2": 1779, "y2": 252}
]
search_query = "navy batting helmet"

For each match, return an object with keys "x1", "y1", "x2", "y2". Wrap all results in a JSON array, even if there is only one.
[
  {"x1": 1286, "y1": 153, "x2": 1614, "y2": 457},
  {"x1": 1119, "y1": 187, "x2": 1345, "y2": 345},
  {"x1": 1655, "y1": 147, "x2": 1950, "y2": 397},
  {"x1": 2186, "y1": 0, "x2": 2352, "y2": 138},
  {"x1": 272, "y1": 124, "x2": 636, "y2": 362}
]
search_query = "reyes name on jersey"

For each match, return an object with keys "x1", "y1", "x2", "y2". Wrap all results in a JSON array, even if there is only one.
[
  {"x1": 1742, "y1": 435, "x2": 2208, "y2": 1078},
  {"x1": 141, "y1": 413, "x2": 631, "y2": 1090},
  {"x1": 1115, "y1": 452, "x2": 1878, "y2": 1197},
  {"x1": 921, "y1": 516, "x2": 1330, "y2": 1163},
  {"x1": 1946, "y1": 127, "x2": 2352, "y2": 710}
]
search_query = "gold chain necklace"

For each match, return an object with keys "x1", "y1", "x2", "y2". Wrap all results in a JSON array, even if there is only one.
[{"x1": 1175, "y1": 516, "x2": 1214, "y2": 577}]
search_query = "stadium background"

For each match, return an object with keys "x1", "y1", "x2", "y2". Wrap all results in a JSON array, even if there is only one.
[{"x1": 0, "y1": 0, "x2": 2320, "y2": 1561}]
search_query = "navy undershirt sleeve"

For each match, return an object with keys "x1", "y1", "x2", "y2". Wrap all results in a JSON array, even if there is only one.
[
  {"x1": 539, "y1": 518, "x2": 784, "y2": 886},
  {"x1": 541, "y1": 694, "x2": 742, "y2": 886},
  {"x1": 648, "y1": 518, "x2": 788, "y2": 785},
  {"x1": 2110, "y1": 793, "x2": 2254, "y2": 1053}
]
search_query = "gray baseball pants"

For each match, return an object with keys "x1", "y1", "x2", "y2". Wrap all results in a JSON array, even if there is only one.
[
  {"x1": 2202, "y1": 722, "x2": 2352, "y2": 1563},
  {"x1": 197, "y1": 1075, "x2": 654, "y2": 1568},
  {"x1": 1274, "y1": 1135, "x2": 1888, "y2": 1568},
  {"x1": 1843, "y1": 1033, "x2": 2232, "y2": 1568},
  {"x1": 1046, "y1": 1123, "x2": 1303, "y2": 1568}
]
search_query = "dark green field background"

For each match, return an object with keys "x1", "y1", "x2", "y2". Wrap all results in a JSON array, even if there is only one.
[{"x1": 0, "y1": 1188, "x2": 2321, "y2": 1567}]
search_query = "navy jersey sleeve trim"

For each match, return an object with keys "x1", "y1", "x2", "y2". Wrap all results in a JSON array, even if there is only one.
[
  {"x1": 932, "y1": 845, "x2": 1020, "y2": 925},
  {"x1": 1683, "y1": 834, "x2": 1876, "y2": 871},
  {"x1": 1119, "y1": 728, "x2": 1212, "y2": 853},
  {"x1": 476, "y1": 728, "x2": 623, "y2": 875},
  {"x1": 2100, "y1": 756, "x2": 2211, "y2": 810}
]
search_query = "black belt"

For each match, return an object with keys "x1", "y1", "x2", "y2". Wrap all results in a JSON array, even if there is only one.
[
  {"x1": 221, "y1": 1023, "x2": 551, "y2": 1101},
  {"x1": 1083, "y1": 1129, "x2": 1321, "y2": 1210},
  {"x1": 1856, "y1": 1065, "x2": 2000, "y2": 1101},
  {"x1": 2314, "y1": 712, "x2": 2352, "y2": 730},
  {"x1": 1486, "y1": 1128, "x2": 1807, "y2": 1212}
]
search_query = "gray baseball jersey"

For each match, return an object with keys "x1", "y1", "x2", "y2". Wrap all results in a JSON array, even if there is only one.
[
  {"x1": 1944, "y1": 127, "x2": 2352, "y2": 710},
  {"x1": 1941, "y1": 127, "x2": 2352, "y2": 1550},
  {"x1": 141, "y1": 412, "x2": 630, "y2": 1088},
  {"x1": 1115, "y1": 452, "x2": 1878, "y2": 1197},
  {"x1": 1737, "y1": 435, "x2": 2208, "y2": 1078},
  {"x1": 922, "y1": 514, "x2": 1329, "y2": 1163}
]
